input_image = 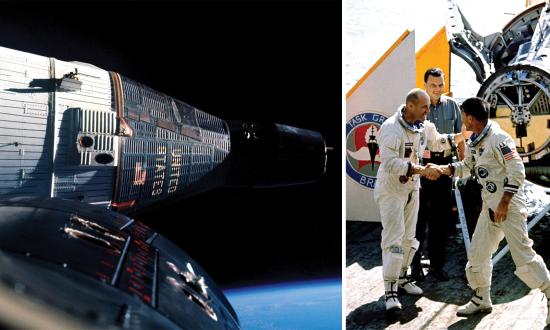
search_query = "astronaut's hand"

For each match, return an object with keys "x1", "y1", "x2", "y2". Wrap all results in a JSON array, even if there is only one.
[
  {"x1": 494, "y1": 193, "x2": 513, "y2": 223},
  {"x1": 494, "y1": 201, "x2": 509, "y2": 223},
  {"x1": 426, "y1": 163, "x2": 448, "y2": 175},
  {"x1": 423, "y1": 166, "x2": 441, "y2": 180},
  {"x1": 425, "y1": 163, "x2": 443, "y2": 171}
]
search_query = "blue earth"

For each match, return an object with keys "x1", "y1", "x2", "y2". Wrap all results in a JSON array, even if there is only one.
[{"x1": 224, "y1": 278, "x2": 341, "y2": 329}]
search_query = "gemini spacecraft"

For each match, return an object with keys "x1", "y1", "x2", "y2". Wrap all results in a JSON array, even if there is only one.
[
  {"x1": 0, "y1": 45, "x2": 328, "y2": 328},
  {"x1": 447, "y1": 0, "x2": 550, "y2": 186}
]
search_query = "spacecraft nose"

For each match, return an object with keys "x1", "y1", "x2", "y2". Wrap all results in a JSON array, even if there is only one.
[{"x1": 226, "y1": 121, "x2": 327, "y2": 188}]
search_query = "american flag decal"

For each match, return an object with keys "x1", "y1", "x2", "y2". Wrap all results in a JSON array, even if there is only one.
[{"x1": 499, "y1": 142, "x2": 517, "y2": 161}]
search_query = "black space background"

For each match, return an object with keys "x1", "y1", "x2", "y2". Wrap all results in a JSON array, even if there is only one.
[{"x1": 0, "y1": 1, "x2": 342, "y2": 288}]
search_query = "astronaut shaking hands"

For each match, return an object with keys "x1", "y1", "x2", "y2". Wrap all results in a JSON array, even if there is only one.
[
  {"x1": 374, "y1": 88, "x2": 464, "y2": 312},
  {"x1": 422, "y1": 120, "x2": 465, "y2": 179},
  {"x1": 430, "y1": 97, "x2": 550, "y2": 322},
  {"x1": 375, "y1": 88, "x2": 465, "y2": 187}
]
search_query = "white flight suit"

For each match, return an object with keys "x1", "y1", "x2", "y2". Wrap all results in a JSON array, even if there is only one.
[
  {"x1": 452, "y1": 121, "x2": 550, "y2": 291},
  {"x1": 374, "y1": 106, "x2": 454, "y2": 281}
]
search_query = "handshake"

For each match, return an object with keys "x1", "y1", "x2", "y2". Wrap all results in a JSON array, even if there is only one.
[{"x1": 414, "y1": 163, "x2": 453, "y2": 180}]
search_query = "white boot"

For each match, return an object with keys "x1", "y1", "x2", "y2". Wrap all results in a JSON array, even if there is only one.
[
  {"x1": 384, "y1": 280, "x2": 402, "y2": 312},
  {"x1": 456, "y1": 286, "x2": 493, "y2": 316},
  {"x1": 398, "y1": 245, "x2": 422, "y2": 295},
  {"x1": 398, "y1": 275, "x2": 423, "y2": 295}
]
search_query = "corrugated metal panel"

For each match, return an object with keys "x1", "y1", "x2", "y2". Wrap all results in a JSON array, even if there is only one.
[
  {"x1": 73, "y1": 108, "x2": 118, "y2": 166},
  {"x1": 195, "y1": 109, "x2": 227, "y2": 135},
  {"x1": 116, "y1": 138, "x2": 223, "y2": 209},
  {"x1": 0, "y1": 46, "x2": 234, "y2": 209},
  {"x1": 51, "y1": 58, "x2": 116, "y2": 203},
  {"x1": 0, "y1": 46, "x2": 51, "y2": 71},
  {"x1": 0, "y1": 46, "x2": 52, "y2": 198},
  {"x1": 115, "y1": 76, "x2": 231, "y2": 210}
]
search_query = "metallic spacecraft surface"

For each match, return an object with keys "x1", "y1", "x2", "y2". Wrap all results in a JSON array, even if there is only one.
[
  {"x1": 446, "y1": 0, "x2": 550, "y2": 186},
  {"x1": 0, "y1": 44, "x2": 330, "y2": 328},
  {"x1": 0, "y1": 45, "x2": 327, "y2": 213},
  {"x1": 0, "y1": 197, "x2": 239, "y2": 329}
]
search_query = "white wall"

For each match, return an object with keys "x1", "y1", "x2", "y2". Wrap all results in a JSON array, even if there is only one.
[{"x1": 346, "y1": 31, "x2": 416, "y2": 221}]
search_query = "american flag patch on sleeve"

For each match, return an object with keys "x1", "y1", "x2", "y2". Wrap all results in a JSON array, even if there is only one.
[{"x1": 499, "y1": 142, "x2": 517, "y2": 161}]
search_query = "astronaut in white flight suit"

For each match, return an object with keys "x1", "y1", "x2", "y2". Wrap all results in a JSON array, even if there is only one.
[
  {"x1": 374, "y1": 88, "x2": 463, "y2": 311},
  {"x1": 434, "y1": 97, "x2": 550, "y2": 322}
]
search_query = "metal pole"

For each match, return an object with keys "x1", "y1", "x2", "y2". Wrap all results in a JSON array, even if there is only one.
[{"x1": 454, "y1": 179, "x2": 471, "y2": 252}]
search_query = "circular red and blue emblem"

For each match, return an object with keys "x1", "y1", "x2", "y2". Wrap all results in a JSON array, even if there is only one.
[{"x1": 346, "y1": 112, "x2": 387, "y2": 189}]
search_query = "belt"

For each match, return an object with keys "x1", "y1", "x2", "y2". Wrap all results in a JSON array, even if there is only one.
[
  {"x1": 423, "y1": 151, "x2": 452, "y2": 165},
  {"x1": 431, "y1": 150, "x2": 452, "y2": 158}
]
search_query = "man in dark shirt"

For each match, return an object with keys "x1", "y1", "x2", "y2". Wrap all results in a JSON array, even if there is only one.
[{"x1": 411, "y1": 68, "x2": 463, "y2": 282}]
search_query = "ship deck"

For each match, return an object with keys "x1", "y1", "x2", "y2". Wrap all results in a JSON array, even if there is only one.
[{"x1": 346, "y1": 213, "x2": 550, "y2": 330}]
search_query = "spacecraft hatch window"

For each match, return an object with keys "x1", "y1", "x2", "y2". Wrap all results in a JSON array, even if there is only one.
[
  {"x1": 513, "y1": 41, "x2": 531, "y2": 63},
  {"x1": 69, "y1": 215, "x2": 125, "y2": 242},
  {"x1": 171, "y1": 99, "x2": 182, "y2": 124},
  {"x1": 63, "y1": 227, "x2": 121, "y2": 254},
  {"x1": 166, "y1": 276, "x2": 218, "y2": 321},
  {"x1": 180, "y1": 285, "x2": 217, "y2": 321}
]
